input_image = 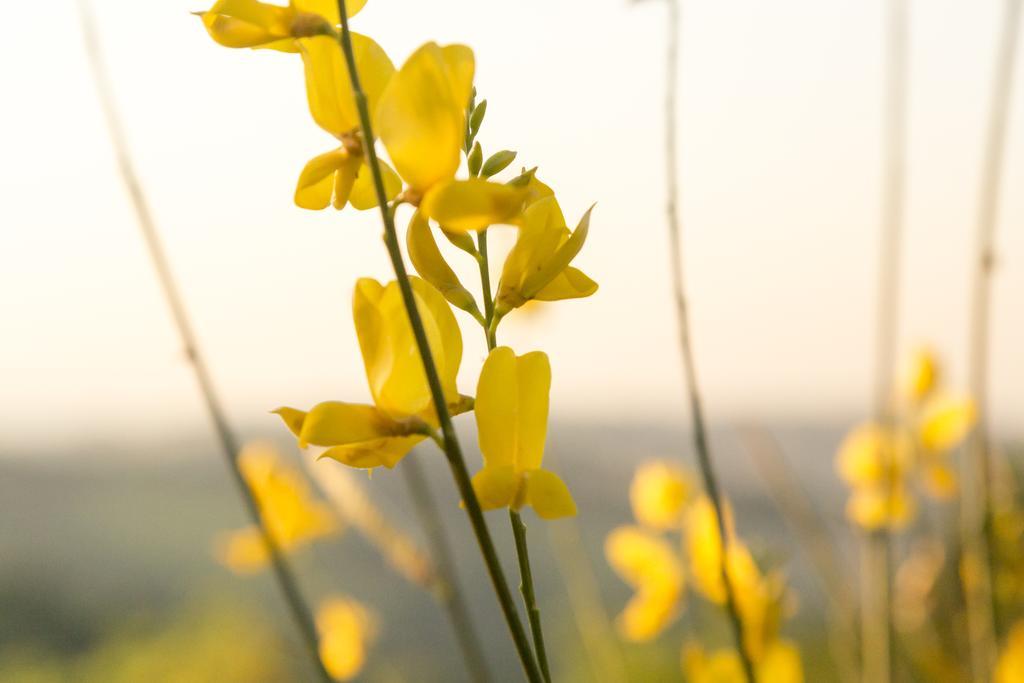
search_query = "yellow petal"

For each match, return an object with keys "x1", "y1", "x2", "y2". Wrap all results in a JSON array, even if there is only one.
[
  {"x1": 524, "y1": 469, "x2": 576, "y2": 519},
  {"x1": 215, "y1": 526, "x2": 270, "y2": 573},
  {"x1": 406, "y1": 211, "x2": 482, "y2": 319},
  {"x1": 375, "y1": 42, "x2": 474, "y2": 191},
  {"x1": 901, "y1": 346, "x2": 939, "y2": 404},
  {"x1": 475, "y1": 347, "x2": 551, "y2": 471},
  {"x1": 520, "y1": 205, "x2": 593, "y2": 298},
  {"x1": 408, "y1": 277, "x2": 463, "y2": 407},
  {"x1": 349, "y1": 158, "x2": 402, "y2": 210},
  {"x1": 534, "y1": 266, "x2": 599, "y2": 302},
  {"x1": 419, "y1": 179, "x2": 527, "y2": 232},
  {"x1": 605, "y1": 525, "x2": 685, "y2": 591},
  {"x1": 320, "y1": 435, "x2": 424, "y2": 469},
  {"x1": 294, "y1": 148, "x2": 359, "y2": 210},
  {"x1": 835, "y1": 423, "x2": 913, "y2": 487},
  {"x1": 296, "y1": 401, "x2": 398, "y2": 446},
  {"x1": 291, "y1": 0, "x2": 368, "y2": 24},
  {"x1": 846, "y1": 485, "x2": 916, "y2": 531},
  {"x1": 299, "y1": 33, "x2": 394, "y2": 138},
  {"x1": 471, "y1": 464, "x2": 520, "y2": 510},
  {"x1": 996, "y1": 621, "x2": 1024, "y2": 683},
  {"x1": 618, "y1": 589, "x2": 682, "y2": 642},
  {"x1": 317, "y1": 597, "x2": 376, "y2": 681},
  {"x1": 918, "y1": 393, "x2": 976, "y2": 453},
  {"x1": 629, "y1": 461, "x2": 691, "y2": 530},
  {"x1": 198, "y1": 0, "x2": 292, "y2": 49}
]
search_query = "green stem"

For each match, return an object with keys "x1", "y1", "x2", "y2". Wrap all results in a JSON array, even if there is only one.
[
  {"x1": 476, "y1": 230, "x2": 552, "y2": 682},
  {"x1": 659, "y1": 2, "x2": 755, "y2": 679},
  {"x1": 401, "y1": 457, "x2": 492, "y2": 683},
  {"x1": 332, "y1": 6, "x2": 542, "y2": 682},
  {"x1": 79, "y1": 4, "x2": 330, "y2": 680}
]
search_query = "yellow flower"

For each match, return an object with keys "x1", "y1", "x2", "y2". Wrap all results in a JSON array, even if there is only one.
[
  {"x1": 406, "y1": 210, "x2": 484, "y2": 321},
  {"x1": 470, "y1": 346, "x2": 576, "y2": 519},
  {"x1": 996, "y1": 621, "x2": 1024, "y2": 683},
  {"x1": 197, "y1": 0, "x2": 367, "y2": 52},
  {"x1": 294, "y1": 33, "x2": 401, "y2": 211},
  {"x1": 493, "y1": 193, "x2": 597, "y2": 318},
  {"x1": 276, "y1": 277, "x2": 470, "y2": 469},
  {"x1": 216, "y1": 442, "x2": 338, "y2": 573},
  {"x1": 683, "y1": 640, "x2": 804, "y2": 683},
  {"x1": 605, "y1": 525, "x2": 685, "y2": 641},
  {"x1": 375, "y1": 42, "x2": 526, "y2": 230},
  {"x1": 316, "y1": 596, "x2": 377, "y2": 681},
  {"x1": 835, "y1": 423, "x2": 917, "y2": 530},
  {"x1": 685, "y1": 495, "x2": 789, "y2": 658},
  {"x1": 629, "y1": 460, "x2": 691, "y2": 530}
]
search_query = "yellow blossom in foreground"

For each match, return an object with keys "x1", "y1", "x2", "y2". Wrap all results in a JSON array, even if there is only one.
[
  {"x1": 317, "y1": 596, "x2": 377, "y2": 681},
  {"x1": 494, "y1": 193, "x2": 597, "y2": 317},
  {"x1": 605, "y1": 525, "x2": 685, "y2": 641},
  {"x1": 216, "y1": 442, "x2": 338, "y2": 573},
  {"x1": 197, "y1": 0, "x2": 367, "y2": 52},
  {"x1": 276, "y1": 277, "x2": 470, "y2": 469},
  {"x1": 375, "y1": 42, "x2": 526, "y2": 231},
  {"x1": 294, "y1": 33, "x2": 402, "y2": 211},
  {"x1": 683, "y1": 640, "x2": 804, "y2": 683},
  {"x1": 471, "y1": 346, "x2": 576, "y2": 519},
  {"x1": 629, "y1": 460, "x2": 691, "y2": 530}
]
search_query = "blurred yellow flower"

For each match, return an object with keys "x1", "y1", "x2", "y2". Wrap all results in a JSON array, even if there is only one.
[
  {"x1": 494, "y1": 193, "x2": 597, "y2": 318},
  {"x1": 917, "y1": 393, "x2": 976, "y2": 454},
  {"x1": 605, "y1": 525, "x2": 685, "y2": 641},
  {"x1": 216, "y1": 442, "x2": 338, "y2": 573},
  {"x1": 683, "y1": 640, "x2": 804, "y2": 683},
  {"x1": 317, "y1": 596, "x2": 378, "y2": 681},
  {"x1": 996, "y1": 621, "x2": 1024, "y2": 683},
  {"x1": 375, "y1": 43, "x2": 526, "y2": 231},
  {"x1": 629, "y1": 460, "x2": 691, "y2": 530},
  {"x1": 685, "y1": 495, "x2": 789, "y2": 659},
  {"x1": 276, "y1": 277, "x2": 470, "y2": 469},
  {"x1": 197, "y1": 0, "x2": 367, "y2": 52},
  {"x1": 900, "y1": 346, "x2": 938, "y2": 404},
  {"x1": 471, "y1": 347, "x2": 576, "y2": 519}
]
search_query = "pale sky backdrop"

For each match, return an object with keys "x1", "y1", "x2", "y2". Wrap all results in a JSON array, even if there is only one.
[{"x1": 1, "y1": 0, "x2": 1022, "y2": 451}]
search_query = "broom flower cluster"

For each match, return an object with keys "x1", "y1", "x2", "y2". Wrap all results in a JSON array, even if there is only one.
[
  {"x1": 197, "y1": 0, "x2": 597, "y2": 677},
  {"x1": 606, "y1": 461, "x2": 804, "y2": 681},
  {"x1": 836, "y1": 347, "x2": 976, "y2": 530}
]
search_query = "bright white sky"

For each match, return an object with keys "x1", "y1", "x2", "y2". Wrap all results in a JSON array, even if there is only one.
[{"x1": 1, "y1": 0, "x2": 1022, "y2": 450}]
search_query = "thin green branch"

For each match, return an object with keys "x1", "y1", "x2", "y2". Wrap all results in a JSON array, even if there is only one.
[
  {"x1": 658, "y1": 1, "x2": 755, "y2": 679},
  {"x1": 77, "y1": 3, "x2": 329, "y2": 680},
  {"x1": 962, "y1": 0, "x2": 1022, "y2": 678},
  {"x1": 332, "y1": 5, "x2": 542, "y2": 681}
]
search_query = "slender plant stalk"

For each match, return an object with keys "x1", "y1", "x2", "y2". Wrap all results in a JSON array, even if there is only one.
[
  {"x1": 962, "y1": 0, "x2": 1022, "y2": 678},
  {"x1": 401, "y1": 456, "x2": 493, "y2": 683},
  {"x1": 864, "y1": 2, "x2": 910, "y2": 681},
  {"x1": 738, "y1": 426, "x2": 859, "y2": 683},
  {"x1": 77, "y1": 4, "x2": 330, "y2": 680},
  {"x1": 657, "y1": 1, "x2": 755, "y2": 679},
  {"x1": 475, "y1": 228, "x2": 553, "y2": 682},
  {"x1": 332, "y1": 5, "x2": 542, "y2": 681}
]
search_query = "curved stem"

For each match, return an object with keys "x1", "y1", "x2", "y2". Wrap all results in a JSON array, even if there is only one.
[
  {"x1": 476, "y1": 229, "x2": 552, "y2": 682},
  {"x1": 962, "y1": 0, "x2": 1022, "y2": 678},
  {"x1": 332, "y1": 5, "x2": 542, "y2": 681},
  {"x1": 660, "y1": 1, "x2": 755, "y2": 679},
  {"x1": 78, "y1": 3, "x2": 330, "y2": 679}
]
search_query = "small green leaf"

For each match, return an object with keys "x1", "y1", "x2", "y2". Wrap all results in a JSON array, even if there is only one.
[
  {"x1": 506, "y1": 166, "x2": 538, "y2": 188},
  {"x1": 442, "y1": 229, "x2": 479, "y2": 257},
  {"x1": 469, "y1": 99, "x2": 487, "y2": 136},
  {"x1": 481, "y1": 150, "x2": 517, "y2": 178},
  {"x1": 468, "y1": 141, "x2": 483, "y2": 177}
]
